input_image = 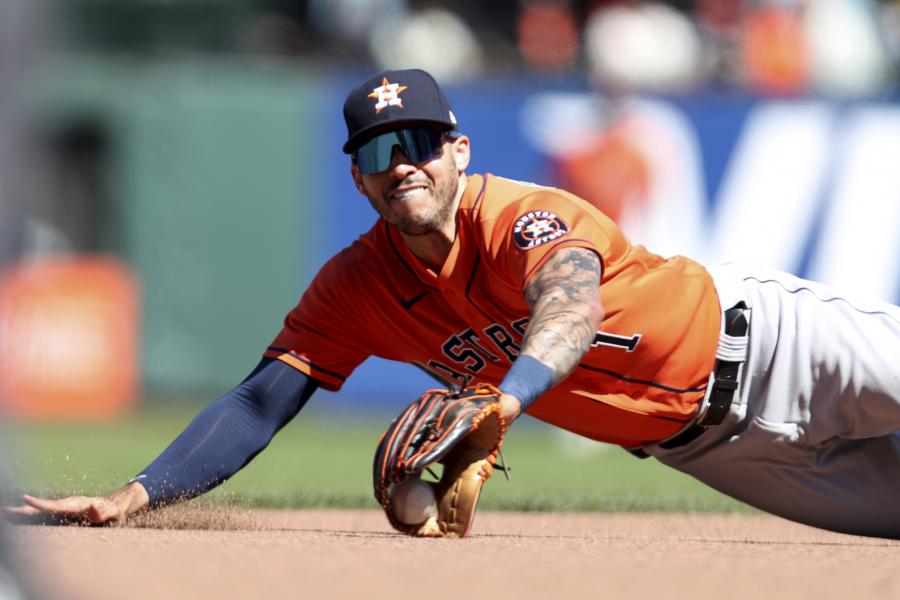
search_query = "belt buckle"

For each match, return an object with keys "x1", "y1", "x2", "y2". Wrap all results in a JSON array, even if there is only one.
[{"x1": 724, "y1": 303, "x2": 749, "y2": 336}]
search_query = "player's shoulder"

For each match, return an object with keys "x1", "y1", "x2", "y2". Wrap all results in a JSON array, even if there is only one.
[
  {"x1": 471, "y1": 173, "x2": 600, "y2": 238},
  {"x1": 481, "y1": 174, "x2": 568, "y2": 202},
  {"x1": 476, "y1": 174, "x2": 587, "y2": 218}
]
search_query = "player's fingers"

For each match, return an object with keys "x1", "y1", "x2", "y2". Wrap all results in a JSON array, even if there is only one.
[
  {"x1": 26, "y1": 494, "x2": 120, "y2": 525},
  {"x1": 3, "y1": 502, "x2": 84, "y2": 526},
  {"x1": 2, "y1": 505, "x2": 42, "y2": 518},
  {"x1": 20, "y1": 495, "x2": 123, "y2": 525},
  {"x1": 2, "y1": 505, "x2": 44, "y2": 525},
  {"x1": 21, "y1": 494, "x2": 94, "y2": 516},
  {"x1": 415, "y1": 517, "x2": 444, "y2": 537},
  {"x1": 415, "y1": 530, "x2": 445, "y2": 538}
]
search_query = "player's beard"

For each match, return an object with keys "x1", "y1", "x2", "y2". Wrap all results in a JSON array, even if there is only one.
[{"x1": 369, "y1": 170, "x2": 460, "y2": 236}]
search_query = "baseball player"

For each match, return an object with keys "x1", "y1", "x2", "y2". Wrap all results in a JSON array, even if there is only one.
[{"x1": 8, "y1": 69, "x2": 900, "y2": 538}]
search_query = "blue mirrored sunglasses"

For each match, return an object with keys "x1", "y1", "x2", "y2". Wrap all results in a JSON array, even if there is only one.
[{"x1": 354, "y1": 127, "x2": 449, "y2": 175}]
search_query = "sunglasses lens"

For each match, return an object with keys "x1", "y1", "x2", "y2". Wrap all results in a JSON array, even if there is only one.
[
  {"x1": 355, "y1": 128, "x2": 445, "y2": 174},
  {"x1": 355, "y1": 131, "x2": 401, "y2": 174}
]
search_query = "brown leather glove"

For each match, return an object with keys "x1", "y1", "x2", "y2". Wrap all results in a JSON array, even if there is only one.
[{"x1": 373, "y1": 383, "x2": 507, "y2": 538}]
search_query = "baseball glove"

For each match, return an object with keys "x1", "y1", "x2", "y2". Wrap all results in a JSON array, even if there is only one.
[{"x1": 373, "y1": 383, "x2": 508, "y2": 538}]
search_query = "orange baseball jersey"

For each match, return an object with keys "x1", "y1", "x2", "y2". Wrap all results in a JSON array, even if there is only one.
[{"x1": 265, "y1": 174, "x2": 722, "y2": 446}]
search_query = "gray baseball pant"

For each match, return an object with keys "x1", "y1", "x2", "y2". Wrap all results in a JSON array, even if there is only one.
[{"x1": 643, "y1": 263, "x2": 900, "y2": 538}]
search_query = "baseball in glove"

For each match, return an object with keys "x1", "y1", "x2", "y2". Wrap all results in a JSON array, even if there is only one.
[{"x1": 373, "y1": 383, "x2": 508, "y2": 538}]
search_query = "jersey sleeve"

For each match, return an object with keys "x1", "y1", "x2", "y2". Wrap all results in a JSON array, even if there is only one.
[
  {"x1": 487, "y1": 186, "x2": 620, "y2": 291},
  {"x1": 263, "y1": 252, "x2": 370, "y2": 391}
]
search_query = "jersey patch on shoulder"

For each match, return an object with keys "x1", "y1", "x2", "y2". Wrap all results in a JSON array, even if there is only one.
[{"x1": 512, "y1": 210, "x2": 570, "y2": 250}]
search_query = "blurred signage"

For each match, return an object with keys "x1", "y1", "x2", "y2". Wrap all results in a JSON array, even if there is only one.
[
  {"x1": 0, "y1": 257, "x2": 139, "y2": 420},
  {"x1": 523, "y1": 94, "x2": 900, "y2": 304}
]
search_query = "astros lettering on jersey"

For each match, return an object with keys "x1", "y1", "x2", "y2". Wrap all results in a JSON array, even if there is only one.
[{"x1": 265, "y1": 174, "x2": 721, "y2": 446}]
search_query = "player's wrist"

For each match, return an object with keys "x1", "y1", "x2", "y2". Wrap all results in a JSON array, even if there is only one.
[
  {"x1": 111, "y1": 481, "x2": 150, "y2": 517},
  {"x1": 499, "y1": 354, "x2": 554, "y2": 412}
]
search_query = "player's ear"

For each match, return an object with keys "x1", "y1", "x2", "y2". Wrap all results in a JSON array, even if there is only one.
[
  {"x1": 350, "y1": 163, "x2": 367, "y2": 195},
  {"x1": 450, "y1": 135, "x2": 470, "y2": 174}
]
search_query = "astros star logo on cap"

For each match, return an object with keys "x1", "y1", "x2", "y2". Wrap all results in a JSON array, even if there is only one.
[{"x1": 368, "y1": 78, "x2": 408, "y2": 113}]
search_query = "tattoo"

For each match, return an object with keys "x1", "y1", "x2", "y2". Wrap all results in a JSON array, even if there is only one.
[{"x1": 521, "y1": 247, "x2": 603, "y2": 382}]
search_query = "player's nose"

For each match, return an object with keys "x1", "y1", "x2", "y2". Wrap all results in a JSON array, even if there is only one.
[{"x1": 387, "y1": 146, "x2": 418, "y2": 178}]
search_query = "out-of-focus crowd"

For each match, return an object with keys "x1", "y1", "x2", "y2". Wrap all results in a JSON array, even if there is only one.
[{"x1": 59, "y1": 0, "x2": 900, "y2": 97}]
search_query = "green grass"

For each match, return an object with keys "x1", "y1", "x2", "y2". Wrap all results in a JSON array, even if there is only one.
[{"x1": 4, "y1": 403, "x2": 751, "y2": 513}]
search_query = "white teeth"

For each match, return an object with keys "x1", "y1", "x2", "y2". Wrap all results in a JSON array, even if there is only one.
[{"x1": 391, "y1": 187, "x2": 427, "y2": 200}]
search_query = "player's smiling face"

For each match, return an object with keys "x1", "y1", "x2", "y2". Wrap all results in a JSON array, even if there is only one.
[{"x1": 352, "y1": 134, "x2": 470, "y2": 237}]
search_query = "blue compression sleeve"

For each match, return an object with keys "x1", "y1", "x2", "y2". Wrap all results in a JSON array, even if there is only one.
[
  {"x1": 131, "y1": 358, "x2": 317, "y2": 506},
  {"x1": 499, "y1": 355, "x2": 554, "y2": 411}
]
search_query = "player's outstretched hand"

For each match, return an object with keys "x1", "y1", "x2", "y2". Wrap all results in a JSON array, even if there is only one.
[
  {"x1": 3, "y1": 482, "x2": 150, "y2": 526},
  {"x1": 5, "y1": 495, "x2": 123, "y2": 525}
]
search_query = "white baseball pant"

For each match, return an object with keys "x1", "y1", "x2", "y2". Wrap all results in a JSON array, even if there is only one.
[{"x1": 643, "y1": 263, "x2": 900, "y2": 538}]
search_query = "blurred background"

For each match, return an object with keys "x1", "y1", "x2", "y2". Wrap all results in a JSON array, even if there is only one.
[{"x1": 2, "y1": 0, "x2": 900, "y2": 512}]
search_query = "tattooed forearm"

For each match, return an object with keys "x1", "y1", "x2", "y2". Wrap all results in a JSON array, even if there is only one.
[{"x1": 520, "y1": 247, "x2": 603, "y2": 382}]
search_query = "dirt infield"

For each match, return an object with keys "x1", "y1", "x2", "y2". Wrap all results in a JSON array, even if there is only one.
[{"x1": 12, "y1": 507, "x2": 900, "y2": 600}]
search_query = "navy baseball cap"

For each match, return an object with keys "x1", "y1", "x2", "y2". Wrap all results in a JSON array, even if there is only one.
[{"x1": 342, "y1": 69, "x2": 458, "y2": 154}]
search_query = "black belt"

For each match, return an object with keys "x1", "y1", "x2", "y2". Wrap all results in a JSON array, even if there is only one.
[{"x1": 655, "y1": 303, "x2": 749, "y2": 451}]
